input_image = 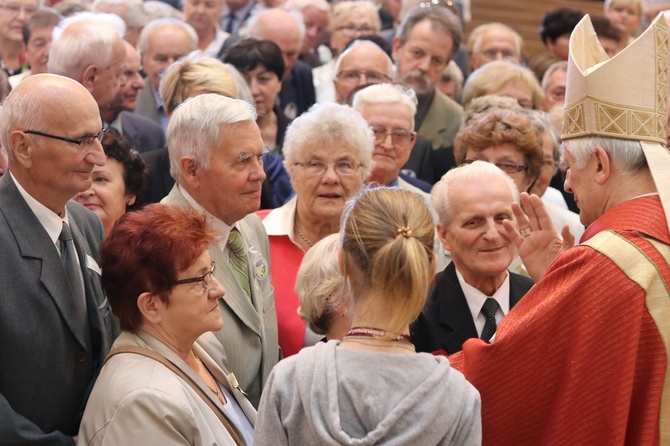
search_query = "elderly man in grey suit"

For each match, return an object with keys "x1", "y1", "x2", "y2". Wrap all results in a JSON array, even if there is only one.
[
  {"x1": 162, "y1": 93, "x2": 279, "y2": 408},
  {"x1": 0, "y1": 74, "x2": 114, "y2": 444},
  {"x1": 412, "y1": 161, "x2": 534, "y2": 354}
]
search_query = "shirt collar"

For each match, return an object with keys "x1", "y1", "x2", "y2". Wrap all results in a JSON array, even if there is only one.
[
  {"x1": 455, "y1": 267, "x2": 511, "y2": 322},
  {"x1": 10, "y1": 171, "x2": 69, "y2": 246},
  {"x1": 178, "y1": 183, "x2": 236, "y2": 251},
  {"x1": 261, "y1": 196, "x2": 304, "y2": 250}
]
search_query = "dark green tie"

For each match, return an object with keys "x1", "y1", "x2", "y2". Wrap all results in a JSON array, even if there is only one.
[{"x1": 227, "y1": 228, "x2": 251, "y2": 298}]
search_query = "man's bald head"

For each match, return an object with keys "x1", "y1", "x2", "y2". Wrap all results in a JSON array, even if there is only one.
[
  {"x1": 245, "y1": 9, "x2": 305, "y2": 79},
  {"x1": 333, "y1": 41, "x2": 393, "y2": 104},
  {"x1": 49, "y1": 17, "x2": 127, "y2": 109},
  {"x1": 1, "y1": 74, "x2": 106, "y2": 213}
]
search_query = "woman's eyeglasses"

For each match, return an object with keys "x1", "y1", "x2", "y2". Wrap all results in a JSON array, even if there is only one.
[{"x1": 175, "y1": 261, "x2": 216, "y2": 293}]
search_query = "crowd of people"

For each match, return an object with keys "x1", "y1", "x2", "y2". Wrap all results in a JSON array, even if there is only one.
[{"x1": 1, "y1": 0, "x2": 669, "y2": 444}]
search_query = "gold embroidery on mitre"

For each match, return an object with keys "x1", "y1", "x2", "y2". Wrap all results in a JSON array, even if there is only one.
[
  {"x1": 563, "y1": 103, "x2": 585, "y2": 136},
  {"x1": 563, "y1": 16, "x2": 669, "y2": 143}
]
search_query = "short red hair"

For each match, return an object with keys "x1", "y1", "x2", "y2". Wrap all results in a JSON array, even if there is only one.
[{"x1": 99, "y1": 204, "x2": 219, "y2": 331}]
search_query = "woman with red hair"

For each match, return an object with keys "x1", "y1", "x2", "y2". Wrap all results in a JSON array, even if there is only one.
[{"x1": 78, "y1": 204, "x2": 256, "y2": 446}]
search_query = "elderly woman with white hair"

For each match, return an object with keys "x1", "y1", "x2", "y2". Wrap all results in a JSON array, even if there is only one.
[
  {"x1": 257, "y1": 102, "x2": 373, "y2": 357},
  {"x1": 312, "y1": 0, "x2": 380, "y2": 103}
]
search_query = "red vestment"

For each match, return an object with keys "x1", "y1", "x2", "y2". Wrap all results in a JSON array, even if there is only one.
[{"x1": 451, "y1": 195, "x2": 670, "y2": 445}]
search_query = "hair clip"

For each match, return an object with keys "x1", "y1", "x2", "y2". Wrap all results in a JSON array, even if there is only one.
[{"x1": 395, "y1": 226, "x2": 414, "y2": 238}]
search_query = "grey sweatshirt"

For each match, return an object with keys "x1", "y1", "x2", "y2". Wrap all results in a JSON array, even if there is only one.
[{"x1": 255, "y1": 340, "x2": 481, "y2": 445}]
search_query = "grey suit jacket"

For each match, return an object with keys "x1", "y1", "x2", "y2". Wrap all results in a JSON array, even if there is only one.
[
  {"x1": 79, "y1": 331, "x2": 257, "y2": 445},
  {"x1": 119, "y1": 111, "x2": 166, "y2": 154},
  {"x1": 0, "y1": 173, "x2": 114, "y2": 444},
  {"x1": 162, "y1": 185, "x2": 279, "y2": 408},
  {"x1": 411, "y1": 262, "x2": 534, "y2": 355},
  {"x1": 134, "y1": 86, "x2": 162, "y2": 127}
]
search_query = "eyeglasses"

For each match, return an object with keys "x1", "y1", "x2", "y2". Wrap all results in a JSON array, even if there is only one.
[
  {"x1": 334, "y1": 24, "x2": 374, "y2": 36},
  {"x1": 0, "y1": 3, "x2": 38, "y2": 15},
  {"x1": 477, "y1": 49, "x2": 520, "y2": 61},
  {"x1": 463, "y1": 159, "x2": 528, "y2": 175},
  {"x1": 336, "y1": 70, "x2": 391, "y2": 84},
  {"x1": 23, "y1": 129, "x2": 106, "y2": 148},
  {"x1": 370, "y1": 125, "x2": 415, "y2": 147},
  {"x1": 175, "y1": 261, "x2": 216, "y2": 293},
  {"x1": 294, "y1": 159, "x2": 360, "y2": 176}
]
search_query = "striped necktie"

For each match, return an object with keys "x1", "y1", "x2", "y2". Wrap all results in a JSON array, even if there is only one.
[
  {"x1": 480, "y1": 298, "x2": 499, "y2": 343},
  {"x1": 227, "y1": 228, "x2": 251, "y2": 298},
  {"x1": 59, "y1": 222, "x2": 88, "y2": 329}
]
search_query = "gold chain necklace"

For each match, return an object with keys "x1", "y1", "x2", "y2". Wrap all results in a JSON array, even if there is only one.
[
  {"x1": 294, "y1": 217, "x2": 314, "y2": 247},
  {"x1": 194, "y1": 354, "x2": 227, "y2": 405}
]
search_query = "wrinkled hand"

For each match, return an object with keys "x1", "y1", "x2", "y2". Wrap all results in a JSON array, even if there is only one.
[{"x1": 502, "y1": 193, "x2": 575, "y2": 282}]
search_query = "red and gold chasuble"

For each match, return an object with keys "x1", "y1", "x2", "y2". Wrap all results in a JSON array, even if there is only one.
[{"x1": 451, "y1": 195, "x2": 670, "y2": 445}]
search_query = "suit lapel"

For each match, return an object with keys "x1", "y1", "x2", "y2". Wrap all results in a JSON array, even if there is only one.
[
  {"x1": 437, "y1": 264, "x2": 479, "y2": 354},
  {"x1": 136, "y1": 331, "x2": 252, "y2": 439},
  {"x1": 193, "y1": 342, "x2": 257, "y2": 426},
  {"x1": 162, "y1": 186, "x2": 262, "y2": 336},
  {"x1": 418, "y1": 91, "x2": 448, "y2": 144},
  {"x1": 0, "y1": 175, "x2": 89, "y2": 349},
  {"x1": 509, "y1": 272, "x2": 531, "y2": 309}
]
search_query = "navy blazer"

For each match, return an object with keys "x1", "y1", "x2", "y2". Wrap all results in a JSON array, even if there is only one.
[
  {"x1": 411, "y1": 262, "x2": 534, "y2": 355},
  {"x1": 0, "y1": 173, "x2": 113, "y2": 443}
]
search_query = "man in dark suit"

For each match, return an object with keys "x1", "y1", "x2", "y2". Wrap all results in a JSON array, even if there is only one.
[
  {"x1": 412, "y1": 161, "x2": 534, "y2": 355},
  {"x1": 100, "y1": 41, "x2": 166, "y2": 153},
  {"x1": 0, "y1": 74, "x2": 114, "y2": 444},
  {"x1": 243, "y1": 8, "x2": 316, "y2": 119}
]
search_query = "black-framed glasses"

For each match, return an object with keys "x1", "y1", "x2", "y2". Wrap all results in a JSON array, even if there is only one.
[
  {"x1": 463, "y1": 159, "x2": 528, "y2": 175},
  {"x1": 23, "y1": 128, "x2": 106, "y2": 148},
  {"x1": 294, "y1": 160, "x2": 361, "y2": 177},
  {"x1": 370, "y1": 125, "x2": 415, "y2": 147},
  {"x1": 336, "y1": 70, "x2": 392, "y2": 84},
  {"x1": 175, "y1": 261, "x2": 216, "y2": 293}
]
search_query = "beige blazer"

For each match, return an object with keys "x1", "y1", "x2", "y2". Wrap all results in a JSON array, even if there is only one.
[
  {"x1": 162, "y1": 185, "x2": 279, "y2": 408},
  {"x1": 78, "y1": 331, "x2": 257, "y2": 446}
]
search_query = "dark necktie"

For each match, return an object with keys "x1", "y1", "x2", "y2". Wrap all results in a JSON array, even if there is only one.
[
  {"x1": 225, "y1": 14, "x2": 236, "y2": 34},
  {"x1": 227, "y1": 228, "x2": 251, "y2": 298},
  {"x1": 480, "y1": 298, "x2": 499, "y2": 343},
  {"x1": 59, "y1": 222, "x2": 88, "y2": 328}
]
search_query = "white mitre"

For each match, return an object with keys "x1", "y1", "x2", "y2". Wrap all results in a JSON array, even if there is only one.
[{"x1": 562, "y1": 13, "x2": 670, "y2": 230}]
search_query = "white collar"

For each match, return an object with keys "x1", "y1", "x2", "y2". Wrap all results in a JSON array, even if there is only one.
[
  {"x1": 178, "y1": 184, "x2": 237, "y2": 251},
  {"x1": 260, "y1": 196, "x2": 303, "y2": 250},
  {"x1": 455, "y1": 267, "x2": 511, "y2": 323},
  {"x1": 10, "y1": 171, "x2": 69, "y2": 247}
]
